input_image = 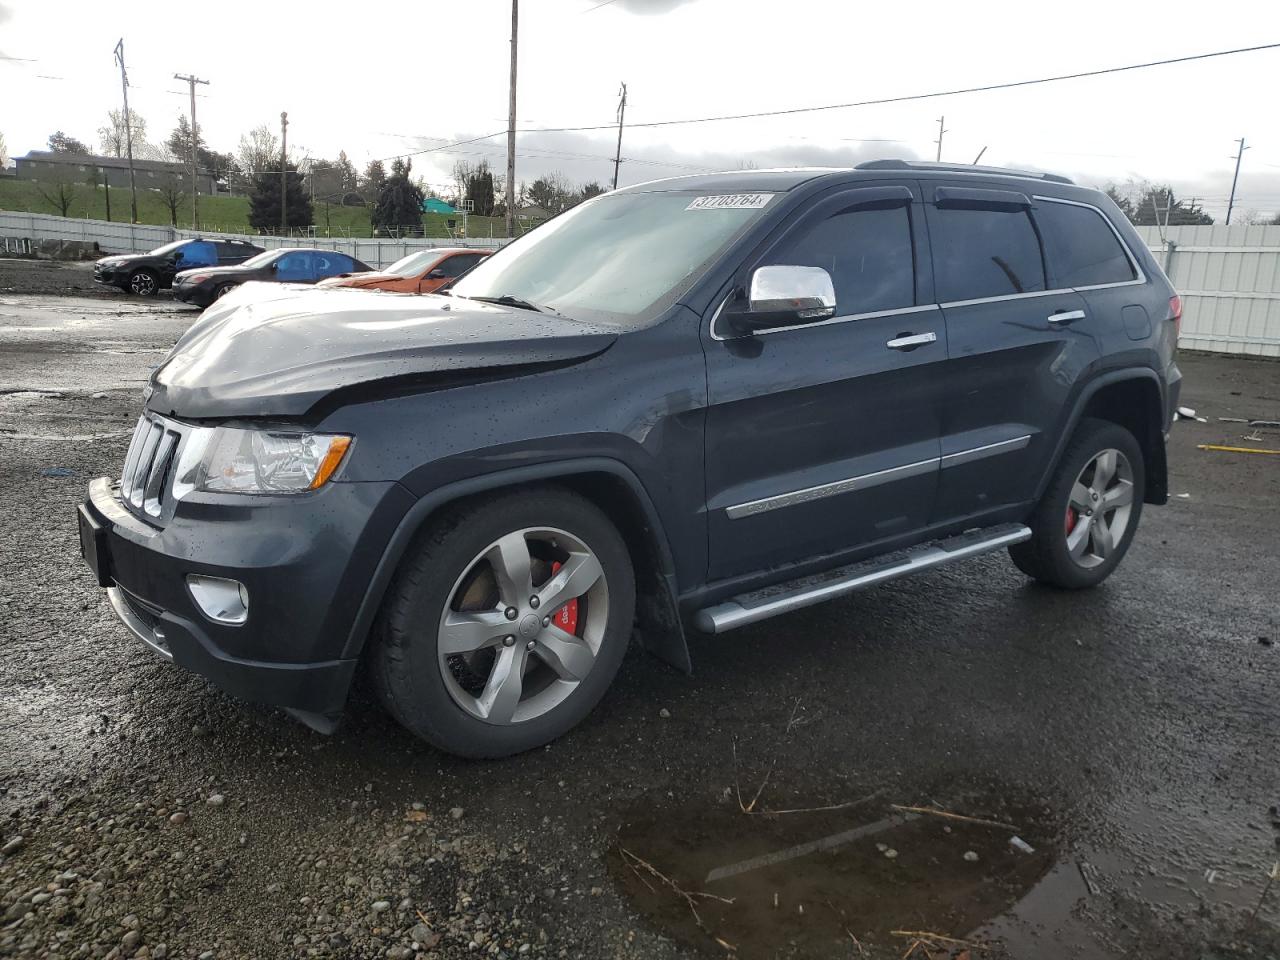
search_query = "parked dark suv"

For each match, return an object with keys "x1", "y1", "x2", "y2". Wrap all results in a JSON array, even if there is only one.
[
  {"x1": 93, "y1": 238, "x2": 264, "y2": 297},
  {"x1": 78, "y1": 161, "x2": 1181, "y2": 758}
]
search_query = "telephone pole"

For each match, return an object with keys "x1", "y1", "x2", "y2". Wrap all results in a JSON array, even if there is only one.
[
  {"x1": 504, "y1": 0, "x2": 519, "y2": 239},
  {"x1": 611, "y1": 82, "x2": 628, "y2": 191},
  {"x1": 279, "y1": 112, "x2": 289, "y2": 236},
  {"x1": 934, "y1": 116, "x2": 947, "y2": 162},
  {"x1": 113, "y1": 39, "x2": 139, "y2": 223},
  {"x1": 173, "y1": 73, "x2": 209, "y2": 230},
  {"x1": 1225, "y1": 137, "x2": 1250, "y2": 226}
]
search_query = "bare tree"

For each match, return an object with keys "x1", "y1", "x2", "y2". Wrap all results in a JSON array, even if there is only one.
[
  {"x1": 156, "y1": 173, "x2": 184, "y2": 227},
  {"x1": 35, "y1": 167, "x2": 79, "y2": 217},
  {"x1": 236, "y1": 124, "x2": 281, "y2": 179},
  {"x1": 450, "y1": 160, "x2": 475, "y2": 206},
  {"x1": 0, "y1": 130, "x2": 8, "y2": 168},
  {"x1": 98, "y1": 109, "x2": 149, "y2": 158}
]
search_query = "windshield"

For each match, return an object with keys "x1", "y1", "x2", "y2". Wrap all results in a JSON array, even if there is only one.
[
  {"x1": 148, "y1": 240, "x2": 191, "y2": 257},
  {"x1": 383, "y1": 251, "x2": 443, "y2": 278},
  {"x1": 241, "y1": 250, "x2": 283, "y2": 268},
  {"x1": 450, "y1": 190, "x2": 776, "y2": 326}
]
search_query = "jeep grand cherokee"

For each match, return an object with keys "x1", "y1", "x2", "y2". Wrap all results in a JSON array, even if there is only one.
[{"x1": 78, "y1": 161, "x2": 1182, "y2": 758}]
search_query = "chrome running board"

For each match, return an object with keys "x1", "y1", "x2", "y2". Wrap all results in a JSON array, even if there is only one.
[{"x1": 694, "y1": 523, "x2": 1031, "y2": 634}]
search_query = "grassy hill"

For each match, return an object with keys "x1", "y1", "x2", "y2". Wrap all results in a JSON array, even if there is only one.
[{"x1": 0, "y1": 178, "x2": 509, "y2": 240}]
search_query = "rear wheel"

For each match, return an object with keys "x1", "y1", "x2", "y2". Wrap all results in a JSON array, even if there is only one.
[
  {"x1": 371, "y1": 488, "x2": 635, "y2": 758},
  {"x1": 1010, "y1": 417, "x2": 1144, "y2": 589},
  {"x1": 128, "y1": 269, "x2": 159, "y2": 297},
  {"x1": 213, "y1": 283, "x2": 236, "y2": 301}
]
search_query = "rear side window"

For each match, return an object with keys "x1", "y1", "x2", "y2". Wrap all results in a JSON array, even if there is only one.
[
  {"x1": 178, "y1": 240, "x2": 217, "y2": 267},
  {"x1": 767, "y1": 204, "x2": 915, "y2": 316},
  {"x1": 314, "y1": 253, "x2": 353, "y2": 278},
  {"x1": 1035, "y1": 201, "x2": 1136, "y2": 287},
  {"x1": 931, "y1": 207, "x2": 1046, "y2": 302}
]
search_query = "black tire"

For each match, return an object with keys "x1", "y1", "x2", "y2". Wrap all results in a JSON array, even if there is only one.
[
  {"x1": 370, "y1": 487, "x2": 635, "y2": 758},
  {"x1": 128, "y1": 269, "x2": 159, "y2": 297},
  {"x1": 213, "y1": 283, "x2": 236, "y2": 301},
  {"x1": 1010, "y1": 417, "x2": 1145, "y2": 589}
]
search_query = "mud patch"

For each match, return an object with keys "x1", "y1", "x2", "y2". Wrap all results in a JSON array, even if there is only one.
[{"x1": 611, "y1": 792, "x2": 1056, "y2": 958}]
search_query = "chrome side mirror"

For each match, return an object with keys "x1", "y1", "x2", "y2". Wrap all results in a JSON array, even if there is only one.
[{"x1": 725, "y1": 265, "x2": 837, "y2": 335}]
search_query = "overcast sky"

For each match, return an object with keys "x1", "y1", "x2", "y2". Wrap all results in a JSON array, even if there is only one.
[{"x1": 3, "y1": 0, "x2": 1280, "y2": 219}]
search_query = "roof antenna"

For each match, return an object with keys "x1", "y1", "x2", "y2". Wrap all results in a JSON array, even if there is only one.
[{"x1": 972, "y1": 146, "x2": 988, "y2": 165}]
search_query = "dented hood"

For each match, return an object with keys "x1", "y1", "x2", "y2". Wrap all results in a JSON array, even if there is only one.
[{"x1": 148, "y1": 282, "x2": 618, "y2": 418}]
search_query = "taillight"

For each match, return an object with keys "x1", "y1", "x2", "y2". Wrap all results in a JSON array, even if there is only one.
[{"x1": 1168, "y1": 294, "x2": 1182, "y2": 338}]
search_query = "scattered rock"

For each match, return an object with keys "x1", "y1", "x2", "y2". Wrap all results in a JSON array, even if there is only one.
[
  {"x1": 659, "y1": 708, "x2": 671, "y2": 719},
  {"x1": 450, "y1": 807, "x2": 465, "y2": 820},
  {"x1": 205, "y1": 794, "x2": 225, "y2": 807},
  {"x1": 1, "y1": 835, "x2": 24, "y2": 855},
  {"x1": 168, "y1": 812, "x2": 188, "y2": 826},
  {"x1": 963, "y1": 850, "x2": 980, "y2": 862},
  {"x1": 371, "y1": 900, "x2": 391, "y2": 914},
  {"x1": 883, "y1": 848, "x2": 898, "y2": 859}
]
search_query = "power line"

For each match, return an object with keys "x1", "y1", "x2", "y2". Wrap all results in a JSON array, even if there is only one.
[
  {"x1": 511, "y1": 41, "x2": 1280, "y2": 134},
  {"x1": 581, "y1": 0, "x2": 621, "y2": 11}
]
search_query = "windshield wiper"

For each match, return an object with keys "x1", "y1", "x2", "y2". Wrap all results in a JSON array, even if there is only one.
[{"x1": 465, "y1": 294, "x2": 560, "y2": 316}]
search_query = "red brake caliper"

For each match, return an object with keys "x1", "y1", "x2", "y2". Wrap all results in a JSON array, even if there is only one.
[
  {"x1": 1065, "y1": 507, "x2": 1078, "y2": 534},
  {"x1": 549, "y1": 561, "x2": 580, "y2": 635}
]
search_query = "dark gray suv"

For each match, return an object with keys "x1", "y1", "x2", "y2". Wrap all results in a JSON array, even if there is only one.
[{"x1": 78, "y1": 161, "x2": 1182, "y2": 757}]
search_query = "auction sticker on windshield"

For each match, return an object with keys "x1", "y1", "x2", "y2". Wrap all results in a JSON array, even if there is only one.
[{"x1": 685, "y1": 193, "x2": 773, "y2": 211}]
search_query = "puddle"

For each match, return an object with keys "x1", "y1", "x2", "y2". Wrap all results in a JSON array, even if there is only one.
[{"x1": 611, "y1": 792, "x2": 1057, "y2": 958}]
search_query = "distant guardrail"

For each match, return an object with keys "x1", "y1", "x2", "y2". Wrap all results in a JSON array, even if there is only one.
[{"x1": 0, "y1": 211, "x2": 508, "y2": 269}]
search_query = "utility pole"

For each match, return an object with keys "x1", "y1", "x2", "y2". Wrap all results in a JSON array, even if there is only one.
[
  {"x1": 505, "y1": 0, "x2": 518, "y2": 239},
  {"x1": 113, "y1": 39, "x2": 139, "y2": 223},
  {"x1": 1225, "y1": 137, "x2": 1250, "y2": 226},
  {"x1": 612, "y1": 82, "x2": 628, "y2": 191},
  {"x1": 280, "y1": 112, "x2": 289, "y2": 236},
  {"x1": 173, "y1": 73, "x2": 209, "y2": 230},
  {"x1": 934, "y1": 116, "x2": 947, "y2": 162}
]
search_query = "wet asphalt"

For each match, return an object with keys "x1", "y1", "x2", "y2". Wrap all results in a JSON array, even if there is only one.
[{"x1": 1, "y1": 259, "x2": 1277, "y2": 960}]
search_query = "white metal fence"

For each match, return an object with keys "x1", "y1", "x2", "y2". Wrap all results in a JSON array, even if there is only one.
[
  {"x1": 0, "y1": 211, "x2": 507, "y2": 269},
  {"x1": 1137, "y1": 224, "x2": 1280, "y2": 358},
  {"x1": 3, "y1": 211, "x2": 1279, "y2": 356}
]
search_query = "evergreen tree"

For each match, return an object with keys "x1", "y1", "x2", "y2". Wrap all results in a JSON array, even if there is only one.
[
  {"x1": 48, "y1": 131, "x2": 91, "y2": 154},
  {"x1": 371, "y1": 157, "x2": 424, "y2": 236},
  {"x1": 465, "y1": 161, "x2": 497, "y2": 217},
  {"x1": 248, "y1": 163, "x2": 313, "y2": 233}
]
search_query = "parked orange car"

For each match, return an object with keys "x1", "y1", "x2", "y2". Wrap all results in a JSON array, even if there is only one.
[{"x1": 317, "y1": 247, "x2": 490, "y2": 294}]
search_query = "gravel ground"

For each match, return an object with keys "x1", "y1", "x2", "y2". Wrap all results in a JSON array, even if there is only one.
[{"x1": 1, "y1": 260, "x2": 1278, "y2": 960}]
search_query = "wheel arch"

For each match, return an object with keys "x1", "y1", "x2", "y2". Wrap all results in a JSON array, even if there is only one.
[
  {"x1": 341, "y1": 458, "x2": 691, "y2": 673},
  {"x1": 1040, "y1": 369, "x2": 1169, "y2": 506}
]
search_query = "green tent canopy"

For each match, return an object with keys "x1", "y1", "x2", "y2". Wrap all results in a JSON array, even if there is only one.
[{"x1": 422, "y1": 198, "x2": 457, "y2": 214}]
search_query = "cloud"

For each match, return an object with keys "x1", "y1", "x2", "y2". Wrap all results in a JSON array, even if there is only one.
[
  {"x1": 412, "y1": 129, "x2": 923, "y2": 192},
  {"x1": 610, "y1": 0, "x2": 699, "y2": 13}
]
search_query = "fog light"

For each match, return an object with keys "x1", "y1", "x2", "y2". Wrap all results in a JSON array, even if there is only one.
[{"x1": 187, "y1": 575, "x2": 249, "y2": 625}]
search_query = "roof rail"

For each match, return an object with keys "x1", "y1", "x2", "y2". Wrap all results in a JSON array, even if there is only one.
[{"x1": 855, "y1": 159, "x2": 1074, "y2": 185}]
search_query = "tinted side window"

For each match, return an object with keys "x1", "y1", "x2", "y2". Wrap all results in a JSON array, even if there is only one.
[
  {"x1": 274, "y1": 252, "x2": 313, "y2": 282},
  {"x1": 1036, "y1": 201, "x2": 1136, "y2": 287},
  {"x1": 179, "y1": 240, "x2": 217, "y2": 267},
  {"x1": 450, "y1": 253, "x2": 484, "y2": 275},
  {"x1": 931, "y1": 207, "x2": 1046, "y2": 302},
  {"x1": 767, "y1": 204, "x2": 915, "y2": 316},
  {"x1": 313, "y1": 253, "x2": 351, "y2": 279},
  {"x1": 216, "y1": 242, "x2": 252, "y2": 262}
]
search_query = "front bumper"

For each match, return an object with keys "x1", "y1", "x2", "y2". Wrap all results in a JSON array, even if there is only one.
[
  {"x1": 171, "y1": 283, "x2": 207, "y2": 306},
  {"x1": 79, "y1": 475, "x2": 413, "y2": 717}
]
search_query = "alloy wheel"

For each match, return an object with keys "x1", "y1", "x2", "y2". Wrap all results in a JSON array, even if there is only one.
[
  {"x1": 1065, "y1": 448, "x2": 1134, "y2": 569},
  {"x1": 130, "y1": 273, "x2": 156, "y2": 296},
  {"x1": 437, "y1": 527, "x2": 609, "y2": 725}
]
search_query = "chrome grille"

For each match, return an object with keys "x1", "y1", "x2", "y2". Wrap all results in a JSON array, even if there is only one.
[{"x1": 119, "y1": 415, "x2": 187, "y2": 520}]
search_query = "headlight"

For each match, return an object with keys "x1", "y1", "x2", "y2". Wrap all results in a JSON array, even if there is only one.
[
  {"x1": 172, "y1": 426, "x2": 352, "y2": 497},
  {"x1": 181, "y1": 273, "x2": 212, "y2": 284}
]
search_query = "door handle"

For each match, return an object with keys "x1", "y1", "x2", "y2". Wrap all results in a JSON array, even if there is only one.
[
  {"x1": 886, "y1": 331, "x2": 937, "y2": 350},
  {"x1": 1048, "y1": 309, "x2": 1086, "y2": 325}
]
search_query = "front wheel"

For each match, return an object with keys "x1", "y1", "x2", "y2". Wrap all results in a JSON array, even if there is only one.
[
  {"x1": 371, "y1": 488, "x2": 635, "y2": 758},
  {"x1": 1010, "y1": 417, "x2": 1145, "y2": 589},
  {"x1": 128, "y1": 269, "x2": 159, "y2": 297}
]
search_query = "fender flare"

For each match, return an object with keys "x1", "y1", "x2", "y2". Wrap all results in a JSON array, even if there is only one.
[
  {"x1": 340, "y1": 457, "x2": 691, "y2": 672},
  {"x1": 1035, "y1": 366, "x2": 1167, "y2": 504}
]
